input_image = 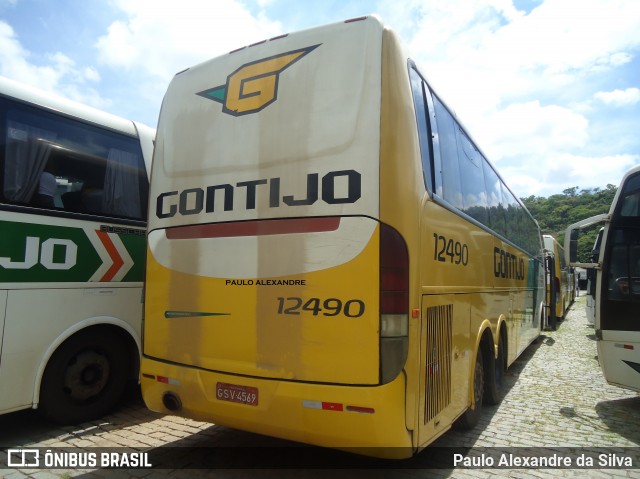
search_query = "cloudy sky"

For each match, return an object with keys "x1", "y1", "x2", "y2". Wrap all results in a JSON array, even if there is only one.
[{"x1": 1, "y1": 0, "x2": 639, "y2": 198}]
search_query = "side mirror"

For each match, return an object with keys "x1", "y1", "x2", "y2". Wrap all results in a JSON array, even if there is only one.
[{"x1": 564, "y1": 214, "x2": 608, "y2": 268}]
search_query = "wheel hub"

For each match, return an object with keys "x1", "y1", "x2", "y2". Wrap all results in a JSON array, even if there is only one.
[{"x1": 63, "y1": 351, "x2": 110, "y2": 401}]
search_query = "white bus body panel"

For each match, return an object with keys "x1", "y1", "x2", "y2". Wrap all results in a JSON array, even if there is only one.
[
  {"x1": 0, "y1": 289, "x2": 142, "y2": 413},
  {"x1": 598, "y1": 330, "x2": 640, "y2": 392}
]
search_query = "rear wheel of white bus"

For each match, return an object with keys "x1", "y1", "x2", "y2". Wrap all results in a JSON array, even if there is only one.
[{"x1": 39, "y1": 328, "x2": 131, "y2": 424}]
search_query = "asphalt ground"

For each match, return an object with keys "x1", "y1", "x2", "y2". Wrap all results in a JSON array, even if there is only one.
[{"x1": 1, "y1": 293, "x2": 639, "y2": 478}]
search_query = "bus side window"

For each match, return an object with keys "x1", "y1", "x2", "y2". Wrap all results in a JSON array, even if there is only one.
[
  {"x1": 431, "y1": 94, "x2": 463, "y2": 209},
  {"x1": 609, "y1": 173, "x2": 640, "y2": 301},
  {"x1": 409, "y1": 67, "x2": 434, "y2": 194},
  {"x1": 2, "y1": 121, "x2": 57, "y2": 206},
  {"x1": 427, "y1": 90, "x2": 539, "y2": 257},
  {"x1": 483, "y1": 162, "x2": 506, "y2": 236},
  {"x1": 609, "y1": 233, "x2": 640, "y2": 300},
  {"x1": 618, "y1": 173, "x2": 640, "y2": 218},
  {"x1": 1, "y1": 102, "x2": 147, "y2": 221},
  {"x1": 458, "y1": 129, "x2": 489, "y2": 225},
  {"x1": 501, "y1": 185, "x2": 521, "y2": 246},
  {"x1": 620, "y1": 191, "x2": 640, "y2": 217}
]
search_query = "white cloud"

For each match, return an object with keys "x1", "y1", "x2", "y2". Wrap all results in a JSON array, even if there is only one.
[
  {"x1": 375, "y1": 0, "x2": 640, "y2": 196},
  {"x1": 96, "y1": 0, "x2": 283, "y2": 83},
  {"x1": 0, "y1": 20, "x2": 108, "y2": 108},
  {"x1": 594, "y1": 88, "x2": 640, "y2": 107},
  {"x1": 0, "y1": 21, "x2": 53, "y2": 85},
  {"x1": 392, "y1": 0, "x2": 640, "y2": 108},
  {"x1": 495, "y1": 0, "x2": 640, "y2": 74},
  {"x1": 478, "y1": 101, "x2": 589, "y2": 161},
  {"x1": 83, "y1": 66, "x2": 101, "y2": 83},
  {"x1": 509, "y1": 153, "x2": 639, "y2": 197},
  {"x1": 480, "y1": 101, "x2": 640, "y2": 196}
]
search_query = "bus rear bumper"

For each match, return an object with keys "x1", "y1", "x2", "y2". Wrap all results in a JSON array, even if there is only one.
[{"x1": 140, "y1": 357, "x2": 413, "y2": 458}]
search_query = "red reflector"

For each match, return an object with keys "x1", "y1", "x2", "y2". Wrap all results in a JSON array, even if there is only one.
[
  {"x1": 381, "y1": 291, "x2": 409, "y2": 313},
  {"x1": 624, "y1": 344, "x2": 634, "y2": 350},
  {"x1": 321, "y1": 402, "x2": 344, "y2": 412},
  {"x1": 157, "y1": 376, "x2": 169, "y2": 384},
  {"x1": 346, "y1": 405, "x2": 375, "y2": 414},
  {"x1": 381, "y1": 269, "x2": 406, "y2": 290},
  {"x1": 380, "y1": 224, "x2": 409, "y2": 315},
  {"x1": 166, "y1": 217, "x2": 340, "y2": 239}
]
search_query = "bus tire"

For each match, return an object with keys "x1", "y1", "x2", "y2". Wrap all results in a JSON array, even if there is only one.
[
  {"x1": 39, "y1": 328, "x2": 129, "y2": 424},
  {"x1": 484, "y1": 338, "x2": 505, "y2": 405},
  {"x1": 454, "y1": 349, "x2": 484, "y2": 430}
]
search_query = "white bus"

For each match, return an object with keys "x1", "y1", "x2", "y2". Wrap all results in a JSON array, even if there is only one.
[
  {"x1": 565, "y1": 165, "x2": 640, "y2": 392},
  {"x1": 0, "y1": 76, "x2": 154, "y2": 423}
]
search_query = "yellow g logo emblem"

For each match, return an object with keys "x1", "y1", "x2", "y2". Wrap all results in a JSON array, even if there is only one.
[{"x1": 197, "y1": 44, "x2": 320, "y2": 116}]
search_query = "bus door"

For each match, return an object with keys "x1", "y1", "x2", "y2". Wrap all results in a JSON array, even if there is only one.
[
  {"x1": 418, "y1": 294, "x2": 470, "y2": 445},
  {"x1": 599, "y1": 171, "x2": 640, "y2": 391},
  {"x1": 545, "y1": 254, "x2": 557, "y2": 330},
  {"x1": 586, "y1": 228, "x2": 603, "y2": 325}
]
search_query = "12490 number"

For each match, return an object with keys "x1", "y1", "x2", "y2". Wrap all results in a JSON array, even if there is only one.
[
  {"x1": 277, "y1": 297, "x2": 365, "y2": 318},
  {"x1": 433, "y1": 233, "x2": 469, "y2": 265}
]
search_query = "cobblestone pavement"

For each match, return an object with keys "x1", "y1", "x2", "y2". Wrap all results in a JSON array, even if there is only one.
[{"x1": 1, "y1": 294, "x2": 639, "y2": 478}]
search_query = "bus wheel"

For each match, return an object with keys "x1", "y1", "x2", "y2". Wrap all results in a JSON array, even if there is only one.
[
  {"x1": 39, "y1": 328, "x2": 129, "y2": 424},
  {"x1": 484, "y1": 339, "x2": 505, "y2": 405},
  {"x1": 454, "y1": 350, "x2": 484, "y2": 430}
]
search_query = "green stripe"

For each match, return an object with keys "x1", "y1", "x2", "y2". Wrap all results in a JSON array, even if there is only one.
[
  {"x1": 164, "y1": 311, "x2": 230, "y2": 319},
  {"x1": 0, "y1": 220, "x2": 145, "y2": 283}
]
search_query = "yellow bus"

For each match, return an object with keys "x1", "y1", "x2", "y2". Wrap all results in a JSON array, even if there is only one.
[
  {"x1": 141, "y1": 16, "x2": 545, "y2": 457},
  {"x1": 543, "y1": 234, "x2": 572, "y2": 329}
]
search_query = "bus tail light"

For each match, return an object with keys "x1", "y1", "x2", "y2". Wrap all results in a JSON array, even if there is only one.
[{"x1": 380, "y1": 224, "x2": 409, "y2": 384}]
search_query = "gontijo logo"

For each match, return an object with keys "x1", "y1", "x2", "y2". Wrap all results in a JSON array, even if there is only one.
[{"x1": 197, "y1": 44, "x2": 320, "y2": 116}]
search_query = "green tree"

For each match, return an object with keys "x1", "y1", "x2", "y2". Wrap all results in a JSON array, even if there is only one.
[{"x1": 521, "y1": 184, "x2": 617, "y2": 262}]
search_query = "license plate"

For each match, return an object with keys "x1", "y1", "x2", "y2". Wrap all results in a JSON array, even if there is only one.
[{"x1": 216, "y1": 382, "x2": 259, "y2": 406}]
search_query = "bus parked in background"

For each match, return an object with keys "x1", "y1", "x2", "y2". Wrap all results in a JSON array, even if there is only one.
[
  {"x1": 543, "y1": 234, "x2": 572, "y2": 329},
  {"x1": 584, "y1": 230, "x2": 604, "y2": 325},
  {"x1": 0, "y1": 76, "x2": 154, "y2": 423},
  {"x1": 566, "y1": 165, "x2": 640, "y2": 392},
  {"x1": 141, "y1": 16, "x2": 545, "y2": 457}
]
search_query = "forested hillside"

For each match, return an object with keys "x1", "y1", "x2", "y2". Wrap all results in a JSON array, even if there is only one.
[{"x1": 520, "y1": 185, "x2": 618, "y2": 262}]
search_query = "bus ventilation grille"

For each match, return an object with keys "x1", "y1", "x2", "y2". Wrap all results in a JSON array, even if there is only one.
[{"x1": 424, "y1": 304, "x2": 453, "y2": 424}]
